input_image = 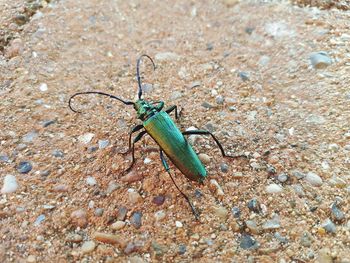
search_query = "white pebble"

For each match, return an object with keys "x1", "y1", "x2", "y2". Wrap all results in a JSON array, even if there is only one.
[
  {"x1": 86, "y1": 176, "x2": 97, "y2": 186},
  {"x1": 175, "y1": 221, "x2": 183, "y2": 228},
  {"x1": 266, "y1": 183, "x2": 283, "y2": 193},
  {"x1": 1, "y1": 175, "x2": 18, "y2": 194},
  {"x1": 154, "y1": 210, "x2": 166, "y2": 221},
  {"x1": 78, "y1": 133, "x2": 94, "y2": 144},
  {"x1": 144, "y1": 157, "x2": 152, "y2": 164},
  {"x1": 210, "y1": 179, "x2": 224, "y2": 196},
  {"x1": 81, "y1": 241, "x2": 96, "y2": 253},
  {"x1": 39, "y1": 83, "x2": 48, "y2": 92},
  {"x1": 305, "y1": 172, "x2": 323, "y2": 187}
]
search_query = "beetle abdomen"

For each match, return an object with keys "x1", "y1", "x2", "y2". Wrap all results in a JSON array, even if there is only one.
[{"x1": 143, "y1": 111, "x2": 207, "y2": 182}]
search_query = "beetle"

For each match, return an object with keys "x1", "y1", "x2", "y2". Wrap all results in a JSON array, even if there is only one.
[{"x1": 69, "y1": 54, "x2": 243, "y2": 219}]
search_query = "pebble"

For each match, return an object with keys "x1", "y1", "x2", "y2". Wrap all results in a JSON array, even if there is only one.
[
  {"x1": 27, "y1": 255, "x2": 36, "y2": 263},
  {"x1": 246, "y1": 220, "x2": 259, "y2": 234},
  {"x1": 178, "y1": 244, "x2": 186, "y2": 255},
  {"x1": 238, "y1": 71, "x2": 250, "y2": 81},
  {"x1": 259, "y1": 55, "x2": 270, "y2": 67},
  {"x1": 330, "y1": 203, "x2": 345, "y2": 222},
  {"x1": 17, "y1": 161, "x2": 33, "y2": 174},
  {"x1": 201, "y1": 102, "x2": 213, "y2": 109},
  {"x1": 52, "y1": 149, "x2": 64, "y2": 158},
  {"x1": 78, "y1": 133, "x2": 95, "y2": 144},
  {"x1": 194, "y1": 189, "x2": 203, "y2": 198},
  {"x1": 66, "y1": 233, "x2": 83, "y2": 243},
  {"x1": 175, "y1": 221, "x2": 183, "y2": 228},
  {"x1": 152, "y1": 195, "x2": 165, "y2": 206},
  {"x1": 144, "y1": 157, "x2": 152, "y2": 164},
  {"x1": 220, "y1": 163, "x2": 229, "y2": 173},
  {"x1": 98, "y1": 139, "x2": 109, "y2": 149},
  {"x1": 124, "y1": 241, "x2": 143, "y2": 254},
  {"x1": 154, "y1": 210, "x2": 166, "y2": 221},
  {"x1": 262, "y1": 215, "x2": 281, "y2": 230},
  {"x1": 53, "y1": 184, "x2": 69, "y2": 192},
  {"x1": 309, "y1": 51, "x2": 332, "y2": 69},
  {"x1": 1, "y1": 175, "x2": 18, "y2": 194},
  {"x1": 300, "y1": 231, "x2": 313, "y2": 247},
  {"x1": 293, "y1": 184, "x2": 305, "y2": 197},
  {"x1": 128, "y1": 256, "x2": 145, "y2": 263},
  {"x1": 304, "y1": 172, "x2": 323, "y2": 187},
  {"x1": 291, "y1": 170, "x2": 305, "y2": 179},
  {"x1": 81, "y1": 241, "x2": 96, "y2": 254},
  {"x1": 0, "y1": 154, "x2": 9, "y2": 163},
  {"x1": 198, "y1": 153, "x2": 211, "y2": 164},
  {"x1": 209, "y1": 179, "x2": 224, "y2": 196},
  {"x1": 170, "y1": 91, "x2": 182, "y2": 100},
  {"x1": 239, "y1": 234, "x2": 259, "y2": 250},
  {"x1": 321, "y1": 218, "x2": 336, "y2": 234},
  {"x1": 222, "y1": 0, "x2": 239, "y2": 7},
  {"x1": 111, "y1": 221, "x2": 126, "y2": 230},
  {"x1": 86, "y1": 176, "x2": 97, "y2": 186},
  {"x1": 316, "y1": 248, "x2": 333, "y2": 263},
  {"x1": 17, "y1": 144, "x2": 27, "y2": 150},
  {"x1": 120, "y1": 171, "x2": 143, "y2": 183},
  {"x1": 33, "y1": 214, "x2": 46, "y2": 226},
  {"x1": 247, "y1": 198, "x2": 261, "y2": 213},
  {"x1": 216, "y1": 95, "x2": 224, "y2": 105},
  {"x1": 87, "y1": 146, "x2": 98, "y2": 153},
  {"x1": 94, "y1": 208, "x2": 104, "y2": 217},
  {"x1": 277, "y1": 173, "x2": 288, "y2": 183},
  {"x1": 328, "y1": 176, "x2": 347, "y2": 188},
  {"x1": 128, "y1": 189, "x2": 143, "y2": 204},
  {"x1": 231, "y1": 206, "x2": 241, "y2": 218},
  {"x1": 130, "y1": 211, "x2": 142, "y2": 229},
  {"x1": 70, "y1": 209, "x2": 88, "y2": 228},
  {"x1": 266, "y1": 183, "x2": 283, "y2": 193},
  {"x1": 42, "y1": 120, "x2": 55, "y2": 127},
  {"x1": 274, "y1": 232, "x2": 288, "y2": 244},
  {"x1": 117, "y1": 206, "x2": 128, "y2": 221},
  {"x1": 155, "y1": 52, "x2": 180, "y2": 61},
  {"x1": 93, "y1": 232, "x2": 125, "y2": 247},
  {"x1": 5, "y1": 38, "x2": 24, "y2": 58},
  {"x1": 22, "y1": 131, "x2": 38, "y2": 143},
  {"x1": 39, "y1": 83, "x2": 48, "y2": 92},
  {"x1": 211, "y1": 205, "x2": 229, "y2": 220}
]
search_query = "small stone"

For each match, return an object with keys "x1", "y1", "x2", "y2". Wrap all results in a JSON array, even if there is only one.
[
  {"x1": 231, "y1": 206, "x2": 241, "y2": 218},
  {"x1": 106, "y1": 181, "x2": 120, "y2": 194},
  {"x1": 328, "y1": 143, "x2": 339, "y2": 152},
  {"x1": 120, "y1": 171, "x2": 143, "y2": 183},
  {"x1": 222, "y1": 0, "x2": 239, "y2": 7},
  {"x1": 305, "y1": 172, "x2": 323, "y2": 187},
  {"x1": 330, "y1": 203, "x2": 345, "y2": 222},
  {"x1": 1, "y1": 175, "x2": 18, "y2": 194},
  {"x1": 39, "y1": 83, "x2": 48, "y2": 92},
  {"x1": 154, "y1": 210, "x2": 166, "y2": 221},
  {"x1": 291, "y1": 170, "x2": 305, "y2": 179},
  {"x1": 117, "y1": 206, "x2": 128, "y2": 221},
  {"x1": 111, "y1": 221, "x2": 126, "y2": 230},
  {"x1": 178, "y1": 244, "x2": 186, "y2": 255},
  {"x1": 33, "y1": 214, "x2": 46, "y2": 226},
  {"x1": 93, "y1": 232, "x2": 126, "y2": 247},
  {"x1": 0, "y1": 154, "x2": 9, "y2": 163},
  {"x1": 128, "y1": 256, "x2": 145, "y2": 263},
  {"x1": 209, "y1": 179, "x2": 224, "y2": 196},
  {"x1": 86, "y1": 176, "x2": 97, "y2": 186},
  {"x1": 293, "y1": 184, "x2": 305, "y2": 197},
  {"x1": 198, "y1": 153, "x2": 210, "y2": 164},
  {"x1": 246, "y1": 220, "x2": 259, "y2": 234},
  {"x1": 239, "y1": 234, "x2": 259, "y2": 250},
  {"x1": 262, "y1": 215, "x2": 281, "y2": 230},
  {"x1": 194, "y1": 189, "x2": 203, "y2": 198},
  {"x1": 300, "y1": 231, "x2": 313, "y2": 247},
  {"x1": 175, "y1": 221, "x2": 183, "y2": 228},
  {"x1": 201, "y1": 102, "x2": 213, "y2": 109},
  {"x1": 277, "y1": 173, "x2": 288, "y2": 183},
  {"x1": 52, "y1": 149, "x2": 64, "y2": 158},
  {"x1": 142, "y1": 83, "x2": 153, "y2": 93},
  {"x1": 316, "y1": 248, "x2": 333, "y2": 263},
  {"x1": 274, "y1": 232, "x2": 288, "y2": 244},
  {"x1": 266, "y1": 183, "x2": 283, "y2": 193},
  {"x1": 220, "y1": 163, "x2": 229, "y2": 173},
  {"x1": 81, "y1": 241, "x2": 96, "y2": 254},
  {"x1": 247, "y1": 199, "x2": 261, "y2": 213},
  {"x1": 17, "y1": 144, "x2": 27, "y2": 150},
  {"x1": 98, "y1": 139, "x2": 109, "y2": 149},
  {"x1": 87, "y1": 146, "x2": 98, "y2": 153},
  {"x1": 130, "y1": 211, "x2": 142, "y2": 229},
  {"x1": 53, "y1": 184, "x2": 69, "y2": 192},
  {"x1": 216, "y1": 95, "x2": 224, "y2": 105},
  {"x1": 309, "y1": 51, "x2": 332, "y2": 69},
  {"x1": 238, "y1": 71, "x2": 250, "y2": 81},
  {"x1": 95, "y1": 208, "x2": 104, "y2": 217},
  {"x1": 17, "y1": 161, "x2": 32, "y2": 174},
  {"x1": 42, "y1": 120, "x2": 55, "y2": 127},
  {"x1": 128, "y1": 189, "x2": 143, "y2": 204},
  {"x1": 152, "y1": 195, "x2": 165, "y2": 206},
  {"x1": 155, "y1": 52, "x2": 180, "y2": 61},
  {"x1": 6, "y1": 38, "x2": 24, "y2": 58},
  {"x1": 78, "y1": 133, "x2": 95, "y2": 144},
  {"x1": 170, "y1": 91, "x2": 182, "y2": 100},
  {"x1": 22, "y1": 131, "x2": 38, "y2": 143},
  {"x1": 144, "y1": 157, "x2": 152, "y2": 164},
  {"x1": 66, "y1": 233, "x2": 83, "y2": 243},
  {"x1": 27, "y1": 255, "x2": 36, "y2": 263},
  {"x1": 70, "y1": 209, "x2": 88, "y2": 228},
  {"x1": 321, "y1": 218, "x2": 336, "y2": 234},
  {"x1": 328, "y1": 176, "x2": 347, "y2": 188},
  {"x1": 212, "y1": 206, "x2": 229, "y2": 220},
  {"x1": 124, "y1": 241, "x2": 143, "y2": 255}
]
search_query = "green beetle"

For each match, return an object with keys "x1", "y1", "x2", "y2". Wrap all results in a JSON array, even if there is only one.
[{"x1": 69, "y1": 55, "x2": 242, "y2": 219}]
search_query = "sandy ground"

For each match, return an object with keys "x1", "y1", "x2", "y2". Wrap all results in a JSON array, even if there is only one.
[{"x1": 0, "y1": 0, "x2": 349, "y2": 262}]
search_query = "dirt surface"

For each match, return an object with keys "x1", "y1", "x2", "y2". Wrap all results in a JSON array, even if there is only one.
[{"x1": 0, "y1": 0, "x2": 349, "y2": 262}]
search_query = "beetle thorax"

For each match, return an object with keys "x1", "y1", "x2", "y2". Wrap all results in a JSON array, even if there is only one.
[{"x1": 134, "y1": 100, "x2": 155, "y2": 121}]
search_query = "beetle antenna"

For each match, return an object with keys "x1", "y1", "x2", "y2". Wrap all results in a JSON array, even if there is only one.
[
  {"x1": 136, "y1": 54, "x2": 156, "y2": 99},
  {"x1": 69, "y1": 91, "x2": 134, "y2": 113}
]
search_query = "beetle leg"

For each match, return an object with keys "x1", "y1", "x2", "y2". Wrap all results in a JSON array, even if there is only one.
[
  {"x1": 120, "y1": 124, "x2": 144, "y2": 155},
  {"x1": 165, "y1": 105, "x2": 181, "y2": 119},
  {"x1": 182, "y1": 130, "x2": 247, "y2": 159},
  {"x1": 159, "y1": 150, "x2": 200, "y2": 220},
  {"x1": 122, "y1": 130, "x2": 147, "y2": 174}
]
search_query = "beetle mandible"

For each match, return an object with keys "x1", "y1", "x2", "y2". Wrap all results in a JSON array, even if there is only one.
[{"x1": 69, "y1": 55, "x2": 244, "y2": 219}]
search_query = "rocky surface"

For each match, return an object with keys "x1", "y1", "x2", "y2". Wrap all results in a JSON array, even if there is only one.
[{"x1": 0, "y1": 0, "x2": 349, "y2": 262}]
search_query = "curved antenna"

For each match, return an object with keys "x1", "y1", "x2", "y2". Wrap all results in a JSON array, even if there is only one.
[
  {"x1": 68, "y1": 91, "x2": 134, "y2": 113},
  {"x1": 136, "y1": 54, "x2": 156, "y2": 99}
]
